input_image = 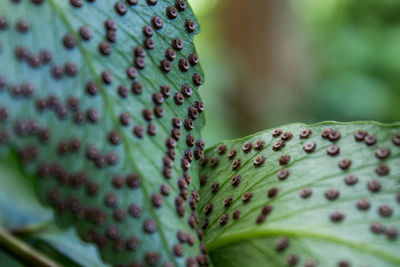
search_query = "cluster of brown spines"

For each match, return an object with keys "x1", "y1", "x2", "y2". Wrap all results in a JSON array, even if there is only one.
[
  {"x1": 198, "y1": 125, "x2": 399, "y2": 266},
  {"x1": 0, "y1": 0, "x2": 208, "y2": 266}
]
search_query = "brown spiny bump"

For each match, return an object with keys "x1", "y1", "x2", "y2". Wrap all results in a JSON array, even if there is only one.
[
  {"x1": 231, "y1": 175, "x2": 241, "y2": 186},
  {"x1": 300, "y1": 188, "x2": 312, "y2": 199},
  {"x1": 175, "y1": 0, "x2": 187, "y2": 11},
  {"x1": 371, "y1": 222, "x2": 385, "y2": 234},
  {"x1": 196, "y1": 139, "x2": 206, "y2": 149},
  {"x1": 275, "y1": 237, "x2": 289, "y2": 252},
  {"x1": 325, "y1": 188, "x2": 339, "y2": 200},
  {"x1": 112, "y1": 175, "x2": 125, "y2": 189},
  {"x1": 181, "y1": 84, "x2": 193, "y2": 98},
  {"x1": 63, "y1": 34, "x2": 76, "y2": 49},
  {"x1": 217, "y1": 144, "x2": 227, "y2": 154},
  {"x1": 0, "y1": 16, "x2": 8, "y2": 30},
  {"x1": 184, "y1": 19, "x2": 196, "y2": 33},
  {"x1": 376, "y1": 164, "x2": 389, "y2": 176},
  {"x1": 199, "y1": 175, "x2": 207, "y2": 186},
  {"x1": 261, "y1": 205, "x2": 273, "y2": 217},
  {"x1": 211, "y1": 182, "x2": 219, "y2": 193},
  {"x1": 188, "y1": 106, "x2": 198, "y2": 120},
  {"x1": 101, "y1": 71, "x2": 113, "y2": 84},
  {"x1": 272, "y1": 128, "x2": 282, "y2": 137},
  {"x1": 186, "y1": 234, "x2": 194, "y2": 246},
  {"x1": 354, "y1": 129, "x2": 368, "y2": 141},
  {"x1": 302, "y1": 141, "x2": 316, "y2": 153},
  {"x1": 281, "y1": 131, "x2": 293, "y2": 141},
  {"x1": 174, "y1": 92, "x2": 184, "y2": 105},
  {"x1": 126, "y1": 67, "x2": 138, "y2": 80},
  {"x1": 393, "y1": 133, "x2": 400, "y2": 145},
  {"x1": 227, "y1": 149, "x2": 237, "y2": 159},
  {"x1": 364, "y1": 134, "x2": 377, "y2": 145},
  {"x1": 172, "y1": 38, "x2": 184, "y2": 51},
  {"x1": 242, "y1": 142, "x2": 252, "y2": 153},
  {"x1": 253, "y1": 156, "x2": 265, "y2": 167},
  {"x1": 277, "y1": 169, "x2": 290, "y2": 180},
  {"x1": 132, "y1": 81, "x2": 143, "y2": 95},
  {"x1": 145, "y1": 251, "x2": 159, "y2": 266},
  {"x1": 117, "y1": 85, "x2": 129, "y2": 98},
  {"x1": 209, "y1": 157, "x2": 219, "y2": 167},
  {"x1": 367, "y1": 179, "x2": 381, "y2": 192},
  {"x1": 357, "y1": 199, "x2": 371, "y2": 210},
  {"x1": 256, "y1": 214, "x2": 266, "y2": 224},
  {"x1": 16, "y1": 19, "x2": 29, "y2": 33},
  {"x1": 143, "y1": 38, "x2": 154, "y2": 49},
  {"x1": 232, "y1": 158, "x2": 241, "y2": 170},
  {"x1": 242, "y1": 192, "x2": 253, "y2": 203},
  {"x1": 379, "y1": 205, "x2": 393, "y2": 217},
  {"x1": 192, "y1": 73, "x2": 203, "y2": 85},
  {"x1": 279, "y1": 155, "x2": 291, "y2": 165},
  {"x1": 86, "y1": 81, "x2": 98, "y2": 96},
  {"x1": 338, "y1": 159, "x2": 352, "y2": 170},
  {"x1": 386, "y1": 228, "x2": 398, "y2": 241},
  {"x1": 79, "y1": 26, "x2": 91, "y2": 40},
  {"x1": 166, "y1": 6, "x2": 178, "y2": 19},
  {"x1": 223, "y1": 197, "x2": 233, "y2": 208},
  {"x1": 64, "y1": 62, "x2": 78, "y2": 77},
  {"x1": 195, "y1": 100, "x2": 205, "y2": 113},
  {"x1": 328, "y1": 129, "x2": 341, "y2": 141},
  {"x1": 188, "y1": 53, "x2": 199, "y2": 66},
  {"x1": 321, "y1": 128, "x2": 331, "y2": 139},
  {"x1": 344, "y1": 174, "x2": 358, "y2": 185},
  {"x1": 254, "y1": 140, "x2": 265, "y2": 151},
  {"x1": 327, "y1": 145, "x2": 340, "y2": 156},
  {"x1": 299, "y1": 128, "x2": 312, "y2": 139},
  {"x1": 375, "y1": 147, "x2": 391, "y2": 159},
  {"x1": 135, "y1": 56, "x2": 146, "y2": 69},
  {"x1": 179, "y1": 58, "x2": 190, "y2": 72},
  {"x1": 99, "y1": 42, "x2": 111, "y2": 56},
  {"x1": 287, "y1": 254, "x2": 299, "y2": 266},
  {"x1": 267, "y1": 187, "x2": 278, "y2": 199},
  {"x1": 330, "y1": 211, "x2": 344, "y2": 222},
  {"x1": 338, "y1": 261, "x2": 351, "y2": 267},
  {"x1": 165, "y1": 48, "x2": 177, "y2": 61},
  {"x1": 153, "y1": 106, "x2": 164, "y2": 118},
  {"x1": 219, "y1": 214, "x2": 229, "y2": 226},
  {"x1": 273, "y1": 140, "x2": 285, "y2": 151}
]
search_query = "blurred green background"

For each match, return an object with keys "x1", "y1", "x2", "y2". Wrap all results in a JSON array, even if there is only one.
[{"x1": 188, "y1": 0, "x2": 400, "y2": 146}]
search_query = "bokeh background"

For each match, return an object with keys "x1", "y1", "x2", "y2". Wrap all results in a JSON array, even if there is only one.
[{"x1": 188, "y1": 0, "x2": 400, "y2": 146}]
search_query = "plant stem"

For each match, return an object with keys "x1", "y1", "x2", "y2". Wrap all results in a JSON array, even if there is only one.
[{"x1": 0, "y1": 227, "x2": 62, "y2": 267}]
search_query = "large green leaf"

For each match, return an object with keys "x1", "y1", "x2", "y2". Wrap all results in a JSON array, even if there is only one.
[
  {"x1": 0, "y1": 0, "x2": 207, "y2": 266},
  {"x1": 198, "y1": 122, "x2": 400, "y2": 267}
]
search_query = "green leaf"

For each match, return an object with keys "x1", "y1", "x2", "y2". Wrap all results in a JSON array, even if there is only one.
[
  {"x1": 198, "y1": 122, "x2": 400, "y2": 267},
  {"x1": 32, "y1": 226, "x2": 109, "y2": 267},
  {"x1": 0, "y1": 1, "x2": 207, "y2": 266},
  {"x1": 0, "y1": 152, "x2": 51, "y2": 229}
]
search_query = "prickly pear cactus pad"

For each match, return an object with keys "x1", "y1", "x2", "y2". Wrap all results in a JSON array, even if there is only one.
[
  {"x1": 0, "y1": 0, "x2": 208, "y2": 266},
  {"x1": 198, "y1": 122, "x2": 400, "y2": 267}
]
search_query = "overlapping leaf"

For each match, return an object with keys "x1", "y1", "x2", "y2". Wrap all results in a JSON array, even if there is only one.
[
  {"x1": 199, "y1": 122, "x2": 400, "y2": 267},
  {"x1": 0, "y1": 1, "x2": 208, "y2": 266}
]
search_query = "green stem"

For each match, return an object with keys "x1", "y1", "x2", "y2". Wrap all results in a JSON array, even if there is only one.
[{"x1": 0, "y1": 227, "x2": 62, "y2": 267}]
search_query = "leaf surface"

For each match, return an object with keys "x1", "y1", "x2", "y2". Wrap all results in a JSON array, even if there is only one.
[
  {"x1": 0, "y1": 0, "x2": 207, "y2": 265},
  {"x1": 199, "y1": 122, "x2": 400, "y2": 267}
]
